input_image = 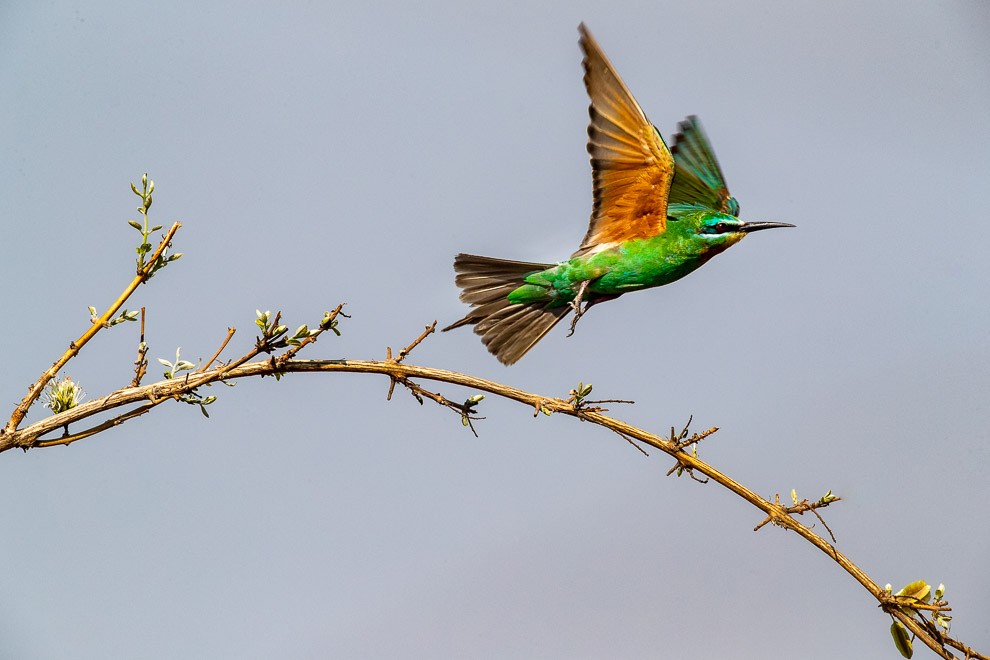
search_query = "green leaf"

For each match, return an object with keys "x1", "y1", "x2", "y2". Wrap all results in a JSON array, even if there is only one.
[
  {"x1": 895, "y1": 580, "x2": 931, "y2": 603},
  {"x1": 890, "y1": 620, "x2": 912, "y2": 658},
  {"x1": 818, "y1": 489, "x2": 837, "y2": 504}
]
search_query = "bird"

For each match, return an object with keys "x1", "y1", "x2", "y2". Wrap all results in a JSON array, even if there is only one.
[{"x1": 442, "y1": 23, "x2": 794, "y2": 365}]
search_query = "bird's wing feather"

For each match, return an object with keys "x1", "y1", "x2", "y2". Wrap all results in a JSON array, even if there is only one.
[
  {"x1": 669, "y1": 115, "x2": 739, "y2": 216},
  {"x1": 573, "y1": 24, "x2": 675, "y2": 258}
]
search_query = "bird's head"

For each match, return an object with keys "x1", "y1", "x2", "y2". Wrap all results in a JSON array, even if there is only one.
[
  {"x1": 698, "y1": 213, "x2": 795, "y2": 237},
  {"x1": 691, "y1": 212, "x2": 795, "y2": 251}
]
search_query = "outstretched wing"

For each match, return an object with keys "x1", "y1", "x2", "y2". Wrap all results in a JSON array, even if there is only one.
[
  {"x1": 573, "y1": 24, "x2": 675, "y2": 258},
  {"x1": 669, "y1": 115, "x2": 739, "y2": 216}
]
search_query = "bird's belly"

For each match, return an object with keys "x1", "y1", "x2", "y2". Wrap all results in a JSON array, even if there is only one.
[
  {"x1": 514, "y1": 240, "x2": 713, "y2": 303},
  {"x1": 588, "y1": 250, "x2": 707, "y2": 295}
]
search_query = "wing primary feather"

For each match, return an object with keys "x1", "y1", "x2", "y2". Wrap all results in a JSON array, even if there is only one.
[
  {"x1": 669, "y1": 115, "x2": 739, "y2": 216},
  {"x1": 574, "y1": 24, "x2": 675, "y2": 257}
]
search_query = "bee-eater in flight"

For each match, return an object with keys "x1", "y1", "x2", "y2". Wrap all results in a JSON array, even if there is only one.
[{"x1": 443, "y1": 24, "x2": 793, "y2": 364}]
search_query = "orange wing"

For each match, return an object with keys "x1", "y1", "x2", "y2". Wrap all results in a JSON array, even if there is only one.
[{"x1": 573, "y1": 24, "x2": 675, "y2": 258}]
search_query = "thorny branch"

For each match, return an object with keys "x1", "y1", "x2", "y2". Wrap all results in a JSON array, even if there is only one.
[
  {"x1": 663, "y1": 416, "x2": 719, "y2": 482},
  {"x1": 753, "y1": 491, "x2": 841, "y2": 543},
  {"x1": 3, "y1": 311, "x2": 985, "y2": 658},
  {"x1": 383, "y1": 322, "x2": 486, "y2": 436}
]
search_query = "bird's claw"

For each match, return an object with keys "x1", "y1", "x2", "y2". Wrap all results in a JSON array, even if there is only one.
[{"x1": 567, "y1": 280, "x2": 591, "y2": 337}]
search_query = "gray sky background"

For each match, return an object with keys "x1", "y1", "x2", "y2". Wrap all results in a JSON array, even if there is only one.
[{"x1": 2, "y1": 2, "x2": 989, "y2": 658}]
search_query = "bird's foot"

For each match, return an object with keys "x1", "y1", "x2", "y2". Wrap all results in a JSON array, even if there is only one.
[{"x1": 567, "y1": 280, "x2": 591, "y2": 337}]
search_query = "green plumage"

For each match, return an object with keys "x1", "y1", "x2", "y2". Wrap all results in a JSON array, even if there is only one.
[{"x1": 507, "y1": 208, "x2": 745, "y2": 307}]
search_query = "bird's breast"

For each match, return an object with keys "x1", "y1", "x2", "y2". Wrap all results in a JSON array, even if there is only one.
[{"x1": 585, "y1": 236, "x2": 715, "y2": 294}]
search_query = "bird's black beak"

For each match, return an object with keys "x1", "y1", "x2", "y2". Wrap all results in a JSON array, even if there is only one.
[{"x1": 739, "y1": 221, "x2": 796, "y2": 233}]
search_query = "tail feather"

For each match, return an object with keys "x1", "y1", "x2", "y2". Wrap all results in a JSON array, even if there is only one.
[{"x1": 442, "y1": 253, "x2": 568, "y2": 365}]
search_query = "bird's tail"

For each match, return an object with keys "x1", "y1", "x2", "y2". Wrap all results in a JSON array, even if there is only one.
[{"x1": 442, "y1": 253, "x2": 568, "y2": 365}]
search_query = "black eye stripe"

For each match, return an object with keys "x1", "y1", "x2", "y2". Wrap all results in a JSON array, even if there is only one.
[{"x1": 701, "y1": 220, "x2": 737, "y2": 235}]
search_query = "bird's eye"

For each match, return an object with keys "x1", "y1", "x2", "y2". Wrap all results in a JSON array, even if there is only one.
[
  {"x1": 700, "y1": 220, "x2": 737, "y2": 235},
  {"x1": 703, "y1": 221, "x2": 731, "y2": 234}
]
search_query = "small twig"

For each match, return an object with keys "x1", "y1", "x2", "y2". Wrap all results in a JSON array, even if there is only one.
[
  {"x1": 35, "y1": 402, "x2": 158, "y2": 448},
  {"x1": 753, "y1": 509, "x2": 782, "y2": 533},
  {"x1": 673, "y1": 426, "x2": 719, "y2": 451},
  {"x1": 395, "y1": 322, "x2": 437, "y2": 364},
  {"x1": 393, "y1": 378, "x2": 486, "y2": 437},
  {"x1": 879, "y1": 591, "x2": 953, "y2": 617},
  {"x1": 130, "y1": 307, "x2": 149, "y2": 387},
  {"x1": 256, "y1": 311, "x2": 283, "y2": 353},
  {"x1": 665, "y1": 461, "x2": 710, "y2": 483},
  {"x1": 385, "y1": 320, "x2": 436, "y2": 400},
  {"x1": 462, "y1": 417, "x2": 480, "y2": 437},
  {"x1": 608, "y1": 427, "x2": 649, "y2": 456},
  {"x1": 382, "y1": 327, "x2": 486, "y2": 436},
  {"x1": 197, "y1": 328, "x2": 236, "y2": 373},
  {"x1": 809, "y1": 507, "x2": 837, "y2": 543},
  {"x1": 890, "y1": 601, "x2": 953, "y2": 615},
  {"x1": 686, "y1": 470, "x2": 710, "y2": 484},
  {"x1": 753, "y1": 493, "x2": 841, "y2": 542},
  {"x1": 566, "y1": 380, "x2": 634, "y2": 415},
  {"x1": 661, "y1": 417, "x2": 716, "y2": 483},
  {"x1": 277, "y1": 304, "x2": 348, "y2": 364},
  {"x1": 571, "y1": 398, "x2": 636, "y2": 415},
  {"x1": 944, "y1": 637, "x2": 990, "y2": 660}
]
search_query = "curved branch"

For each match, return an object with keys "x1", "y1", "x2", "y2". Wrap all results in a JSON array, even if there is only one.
[{"x1": 2, "y1": 357, "x2": 981, "y2": 658}]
